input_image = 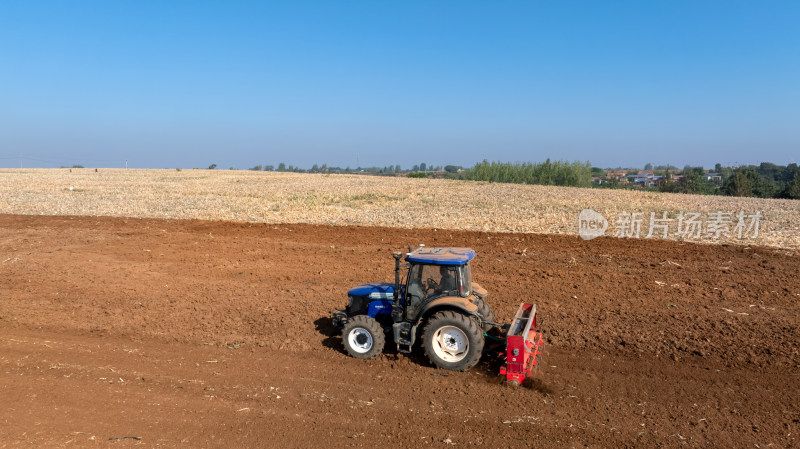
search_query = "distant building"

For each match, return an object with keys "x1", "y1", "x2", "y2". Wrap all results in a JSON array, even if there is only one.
[
  {"x1": 705, "y1": 172, "x2": 723, "y2": 185},
  {"x1": 605, "y1": 171, "x2": 627, "y2": 181},
  {"x1": 624, "y1": 170, "x2": 661, "y2": 187}
]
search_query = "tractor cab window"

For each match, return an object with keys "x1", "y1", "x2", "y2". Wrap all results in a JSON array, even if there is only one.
[
  {"x1": 407, "y1": 264, "x2": 440, "y2": 298},
  {"x1": 437, "y1": 266, "x2": 458, "y2": 296},
  {"x1": 406, "y1": 263, "x2": 454, "y2": 318}
]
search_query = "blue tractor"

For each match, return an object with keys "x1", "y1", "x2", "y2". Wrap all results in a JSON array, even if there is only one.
[{"x1": 332, "y1": 246, "x2": 495, "y2": 371}]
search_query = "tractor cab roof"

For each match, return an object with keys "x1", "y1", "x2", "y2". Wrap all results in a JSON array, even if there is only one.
[{"x1": 406, "y1": 247, "x2": 476, "y2": 265}]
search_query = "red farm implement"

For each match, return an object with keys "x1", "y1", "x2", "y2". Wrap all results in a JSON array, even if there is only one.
[{"x1": 499, "y1": 303, "x2": 546, "y2": 386}]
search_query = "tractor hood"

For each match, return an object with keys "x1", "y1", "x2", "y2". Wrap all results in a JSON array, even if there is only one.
[{"x1": 348, "y1": 283, "x2": 395, "y2": 299}]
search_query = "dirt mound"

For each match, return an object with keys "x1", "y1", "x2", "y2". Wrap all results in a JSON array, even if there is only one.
[{"x1": 1, "y1": 214, "x2": 798, "y2": 447}]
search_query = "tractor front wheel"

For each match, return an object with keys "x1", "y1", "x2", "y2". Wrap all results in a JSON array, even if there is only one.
[
  {"x1": 423, "y1": 311, "x2": 484, "y2": 371},
  {"x1": 341, "y1": 315, "x2": 385, "y2": 359}
]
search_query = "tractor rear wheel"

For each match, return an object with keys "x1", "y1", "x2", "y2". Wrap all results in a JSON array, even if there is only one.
[
  {"x1": 474, "y1": 297, "x2": 495, "y2": 332},
  {"x1": 342, "y1": 315, "x2": 385, "y2": 360},
  {"x1": 423, "y1": 311, "x2": 484, "y2": 371}
]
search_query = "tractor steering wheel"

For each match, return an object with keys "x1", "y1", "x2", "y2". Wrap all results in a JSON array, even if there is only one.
[{"x1": 425, "y1": 277, "x2": 439, "y2": 293}]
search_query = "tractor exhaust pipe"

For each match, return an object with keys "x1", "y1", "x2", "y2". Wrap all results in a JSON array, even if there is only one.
[
  {"x1": 392, "y1": 252, "x2": 403, "y2": 322},
  {"x1": 393, "y1": 252, "x2": 402, "y2": 300}
]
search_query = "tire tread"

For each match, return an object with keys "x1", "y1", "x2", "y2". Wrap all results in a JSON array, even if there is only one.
[
  {"x1": 422, "y1": 310, "x2": 484, "y2": 371},
  {"x1": 341, "y1": 315, "x2": 385, "y2": 360}
]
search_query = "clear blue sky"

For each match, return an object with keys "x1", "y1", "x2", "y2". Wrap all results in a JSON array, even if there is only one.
[{"x1": 1, "y1": 1, "x2": 798, "y2": 169}]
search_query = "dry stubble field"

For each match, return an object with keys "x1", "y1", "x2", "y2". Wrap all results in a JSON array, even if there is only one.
[
  {"x1": 1, "y1": 168, "x2": 798, "y2": 248},
  {"x1": 1, "y1": 168, "x2": 799, "y2": 448}
]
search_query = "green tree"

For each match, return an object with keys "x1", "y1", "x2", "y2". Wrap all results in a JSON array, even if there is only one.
[
  {"x1": 654, "y1": 164, "x2": 678, "y2": 171},
  {"x1": 463, "y1": 159, "x2": 592, "y2": 187},
  {"x1": 781, "y1": 163, "x2": 799, "y2": 183},
  {"x1": 788, "y1": 173, "x2": 800, "y2": 199},
  {"x1": 644, "y1": 163, "x2": 653, "y2": 170},
  {"x1": 679, "y1": 166, "x2": 716, "y2": 194},
  {"x1": 659, "y1": 169, "x2": 679, "y2": 193},
  {"x1": 277, "y1": 162, "x2": 286, "y2": 171},
  {"x1": 732, "y1": 166, "x2": 776, "y2": 198},
  {"x1": 752, "y1": 174, "x2": 776, "y2": 198},
  {"x1": 725, "y1": 170, "x2": 754, "y2": 197},
  {"x1": 208, "y1": 164, "x2": 217, "y2": 170},
  {"x1": 716, "y1": 163, "x2": 734, "y2": 186},
  {"x1": 758, "y1": 162, "x2": 780, "y2": 179}
]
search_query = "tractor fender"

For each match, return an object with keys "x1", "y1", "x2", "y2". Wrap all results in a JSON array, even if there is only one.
[
  {"x1": 404, "y1": 299, "x2": 479, "y2": 347},
  {"x1": 411, "y1": 296, "x2": 478, "y2": 343},
  {"x1": 416, "y1": 297, "x2": 479, "y2": 325},
  {"x1": 471, "y1": 282, "x2": 488, "y2": 298}
]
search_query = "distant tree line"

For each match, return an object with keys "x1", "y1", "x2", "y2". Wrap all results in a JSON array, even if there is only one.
[
  {"x1": 232, "y1": 158, "x2": 592, "y2": 187},
  {"x1": 208, "y1": 162, "x2": 448, "y2": 175},
  {"x1": 720, "y1": 162, "x2": 799, "y2": 199},
  {"x1": 206, "y1": 159, "x2": 798, "y2": 199},
  {"x1": 654, "y1": 163, "x2": 799, "y2": 199},
  {"x1": 657, "y1": 166, "x2": 718, "y2": 195},
  {"x1": 460, "y1": 159, "x2": 593, "y2": 187}
]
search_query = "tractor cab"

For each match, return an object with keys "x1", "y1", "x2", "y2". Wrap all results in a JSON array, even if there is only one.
[
  {"x1": 333, "y1": 246, "x2": 478, "y2": 327},
  {"x1": 402, "y1": 247, "x2": 474, "y2": 320}
]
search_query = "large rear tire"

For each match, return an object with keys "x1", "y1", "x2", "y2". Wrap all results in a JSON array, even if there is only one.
[
  {"x1": 423, "y1": 311, "x2": 484, "y2": 371},
  {"x1": 474, "y1": 297, "x2": 495, "y2": 332},
  {"x1": 342, "y1": 315, "x2": 385, "y2": 360}
]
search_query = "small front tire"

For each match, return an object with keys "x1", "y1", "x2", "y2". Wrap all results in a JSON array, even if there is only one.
[{"x1": 341, "y1": 315, "x2": 385, "y2": 360}]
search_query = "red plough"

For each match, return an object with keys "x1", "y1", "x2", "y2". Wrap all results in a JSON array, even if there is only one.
[{"x1": 499, "y1": 303, "x2": 546, "y2": 386}]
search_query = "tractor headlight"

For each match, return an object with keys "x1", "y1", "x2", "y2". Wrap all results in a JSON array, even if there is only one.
[{"x1": 347, "y1": 295, "x2": 354, "y2": 308}]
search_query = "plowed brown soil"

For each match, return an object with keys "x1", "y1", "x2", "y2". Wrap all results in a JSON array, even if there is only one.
[{"x1": 1, "y1": 214, "x2": 798, "y2": 448}]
